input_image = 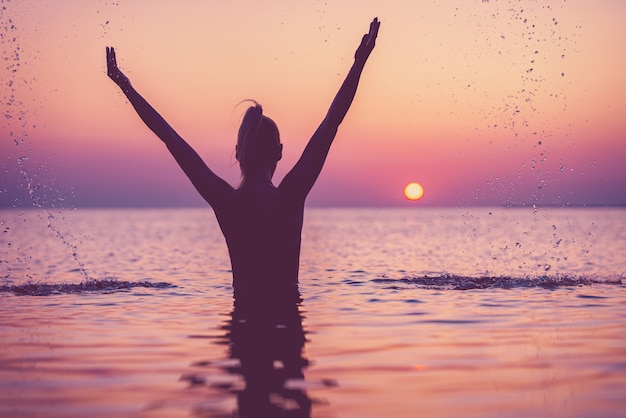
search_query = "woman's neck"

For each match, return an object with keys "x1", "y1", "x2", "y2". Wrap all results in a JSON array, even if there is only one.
[{"x1": 242, "y1": 167, "x2": 276, "y2": 186}]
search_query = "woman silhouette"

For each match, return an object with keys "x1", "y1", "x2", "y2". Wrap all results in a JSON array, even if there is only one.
[{"x1": 106, "y1": 18, "x2": 380, "y2": 298}]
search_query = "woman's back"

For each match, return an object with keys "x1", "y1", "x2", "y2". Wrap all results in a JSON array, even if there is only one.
[{"x1": 214, "y1": 182, "x2": 305, "y2": 295}]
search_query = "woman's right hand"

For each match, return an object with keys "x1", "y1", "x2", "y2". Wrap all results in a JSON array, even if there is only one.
[{"x1": 106, "y1": 46, "x2": 130, "y2": 89}]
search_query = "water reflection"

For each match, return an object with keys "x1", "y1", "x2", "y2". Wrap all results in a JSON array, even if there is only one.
[{"x1": 190, "y1": 290, "x2": 314, "y2": 417}]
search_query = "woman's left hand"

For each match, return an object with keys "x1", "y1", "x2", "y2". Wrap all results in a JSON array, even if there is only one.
[{"x1": 106, "y1": 46, "x2": 130, "y2": 89}]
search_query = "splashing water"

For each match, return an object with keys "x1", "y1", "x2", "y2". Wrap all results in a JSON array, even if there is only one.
[
  {"x1": 470, "y1": 0, "x2": 578, "y2": 206},
  {"x1": 0, "y1": 278, "x2": 175, "y2": 296},
  {"x1": 373, "y1": 274, "x2": 622, "y2": 291},
  {"x1": 1, "y1": 1, "x2": 90, "y2": 283}
]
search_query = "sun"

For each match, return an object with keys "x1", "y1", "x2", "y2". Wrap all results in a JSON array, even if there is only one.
[{"x1": 404, "y1": 182, "x2": 424, "y2": 201}]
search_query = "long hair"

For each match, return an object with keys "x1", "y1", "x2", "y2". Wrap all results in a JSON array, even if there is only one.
[{"x1": 236, "y1": 101, "x2": 281, "y2": 180}]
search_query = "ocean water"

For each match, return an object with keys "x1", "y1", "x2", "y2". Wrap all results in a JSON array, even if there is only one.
[{"x1": 1, "y1": 207, "x2": 625, "y2": 417}]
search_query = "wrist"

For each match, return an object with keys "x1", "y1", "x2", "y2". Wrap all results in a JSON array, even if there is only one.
[
  {"x1": 352, "y1": 58, "x2": 367, "y2": 71},
  {"x1": 117, "y1": 79, "x2": 132, "y2": 93}
]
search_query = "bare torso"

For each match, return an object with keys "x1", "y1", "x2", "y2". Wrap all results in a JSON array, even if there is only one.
[{"x1": 212, "y1": 181, "x2": 305, "y2": 296}]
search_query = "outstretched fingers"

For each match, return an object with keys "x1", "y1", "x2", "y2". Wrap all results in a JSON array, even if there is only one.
[
  {"x1": 106, "y1": 46, "x2": 117, "y2": 70},
  {"x1": 367, "y1": 17, "x2": 380, "y2": 46},
  {"x1": 354, "y1": 17, "x2": 380, "y2": 61},
  {"x1": 106, "y1": 46, "x2": 130, "y2": 88}
]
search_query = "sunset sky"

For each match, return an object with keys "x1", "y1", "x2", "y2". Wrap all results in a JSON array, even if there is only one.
[{"x1": 2, "y1": 0, "x2": 625, "y2": 207}]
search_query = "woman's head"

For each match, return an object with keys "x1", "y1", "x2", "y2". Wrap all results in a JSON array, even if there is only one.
[{"x1": 236, "y1": 101, "x2": 282, "y2": 179}]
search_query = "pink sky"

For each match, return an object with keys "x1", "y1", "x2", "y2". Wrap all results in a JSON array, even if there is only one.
[{"x1": 2, "y1": 0, "x2": 625, "y2": 207}]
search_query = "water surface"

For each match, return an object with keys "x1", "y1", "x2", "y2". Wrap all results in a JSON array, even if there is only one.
[{"x1": 1, "y1": 207, "x2": 625, "y2": 417}]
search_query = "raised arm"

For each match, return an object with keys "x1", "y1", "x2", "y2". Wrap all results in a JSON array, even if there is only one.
[
  {"x1": 280, "y1": 18, "x2": 380, "y2": 198},
  {"x1": 106, "y1": 47, "x2": 232, "y2": 206}
]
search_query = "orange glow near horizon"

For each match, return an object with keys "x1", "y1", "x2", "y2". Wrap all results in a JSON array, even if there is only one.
[{"x1": 2, "y1": 0, "x2": 625, "y2": 207}]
